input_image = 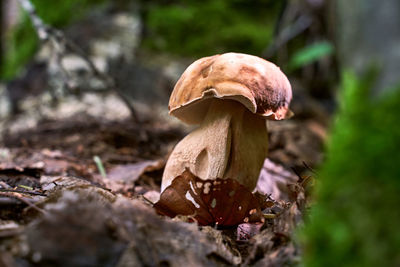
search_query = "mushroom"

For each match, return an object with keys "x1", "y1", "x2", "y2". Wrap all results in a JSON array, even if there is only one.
[{"x1": 161, "y1": 53, "x2": 292, "y2": 192}]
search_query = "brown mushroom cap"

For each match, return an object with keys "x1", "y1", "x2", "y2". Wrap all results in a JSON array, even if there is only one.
[{"x1": 169, "y1": 52, "x2": 293, "y2": 125}]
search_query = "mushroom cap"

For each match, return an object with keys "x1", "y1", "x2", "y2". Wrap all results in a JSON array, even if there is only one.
[{"x1": 169, "y1": 52, "x2": 293, "y2": 125}]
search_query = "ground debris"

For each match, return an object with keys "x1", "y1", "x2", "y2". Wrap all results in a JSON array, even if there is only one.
[
  {"x1": 244, "y1": 200, "x2": 304, "y2": 266},
  {"x1": 115, "y1": 197, "x2": 240, "y2": 267},
  {"x1": 0, "y1": 84, "x2": 318, "y2": 266},
  {"x1": 0, "y1": 141, "x2": 309, "y2": 266},
  {"x1": 23, "y1": 187, "x2": 125, "y2": 267},
  {"x1": 4, "y1": 183, "x2": 240, "y2": 267}
]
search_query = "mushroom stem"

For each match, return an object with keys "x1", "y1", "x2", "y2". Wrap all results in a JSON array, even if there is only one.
[{"x1": 161, "y1": 98, "x2": 268, "y2": 192}]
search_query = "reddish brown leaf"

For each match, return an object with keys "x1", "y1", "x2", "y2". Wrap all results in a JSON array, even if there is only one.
[{"x1": 154, "y1": 170, "x2": 265, "y2": 226}]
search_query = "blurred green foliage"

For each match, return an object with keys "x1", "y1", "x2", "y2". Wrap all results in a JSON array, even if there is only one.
[
  {"x1": 142, "y1": 0, "x2": 281, "y2": 57},
  {"x1": 3, "y1": 15, "x2": 37, "y2": 80},
  {"x1": 3, "y1": 0, "x2": 333, "y2": 80},
  {"x1": 289, "y1": 40, "x2": 334, "y2": 70},
  {"x1": 2, "y1": 0, "x2": 105, "y2": 80},
  {"x1": 301, "y1": 71, "x2": 400, "y2": 266}
]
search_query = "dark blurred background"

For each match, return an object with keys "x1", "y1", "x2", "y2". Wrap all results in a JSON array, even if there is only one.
[{"x1": 0, "y1": 0, "x2": 338, "y2": 119}]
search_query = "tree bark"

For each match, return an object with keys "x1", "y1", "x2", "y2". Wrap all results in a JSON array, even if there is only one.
[{"x1": 336, "y1": 0, "x2": 400, "y2": 95}]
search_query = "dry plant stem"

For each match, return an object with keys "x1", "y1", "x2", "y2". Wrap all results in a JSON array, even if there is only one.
[
  {"x1": 161, "y1": 99, "x2": 268, "y2": 191},
  {"x1": 0, "y1": 188, "x2": 46, "y2": 196},
  {"x1": 17, "y1": 0, "x2": 139, "y2": 122}
]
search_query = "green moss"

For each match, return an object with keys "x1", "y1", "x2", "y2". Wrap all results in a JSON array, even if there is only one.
[
  {"x1": 301, "y1": 72, "x2": 400, "y2": 266},
  {"x1": 142, "y1": 0, "x2": 280, "y2": 57}
]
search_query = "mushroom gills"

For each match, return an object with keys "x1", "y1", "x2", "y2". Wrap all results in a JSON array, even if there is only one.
[{"x1": 161, "y1": 98, "x2": 268, "y2": 192}]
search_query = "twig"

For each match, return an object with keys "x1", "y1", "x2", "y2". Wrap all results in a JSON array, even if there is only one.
[
  {"x1": 302, "y1": 161, "x2": 317, "y2": 174},
  {"x1": 291, "y1": 165, "x2": 314, "y2": 188},
  {"x1": 16, "y1": 0, "x2": 139, "y2": 122},
  {"x1": 140, "y1": 195, "x2": 155, "y2": 206},
  {"x1": 0, "y1": 188, "x2": 47, "y2": 196},
  {"x1": 263, "y1": 14, "x2": 312, "y2": 58},
  {"x1": 0, "y1": 191, "x2": 47, "y2": 214},
  {"x1": 17, "y1": 0, "x2": 49, "y2": 40},
  {"x1": 291, "y1": 167, "x2": 303, "y2": 182}
]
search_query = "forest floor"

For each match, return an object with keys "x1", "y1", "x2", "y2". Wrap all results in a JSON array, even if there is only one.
[{"x1": 0, "y1": 88, "x2": 327, "y2": 266}]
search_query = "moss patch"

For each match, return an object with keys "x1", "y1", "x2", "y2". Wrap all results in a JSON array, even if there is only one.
[{"x1": 301, "y1": 71, "x2": 400, "y2": 266}]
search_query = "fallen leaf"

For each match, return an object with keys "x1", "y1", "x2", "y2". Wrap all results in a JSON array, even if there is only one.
[
  {"x1": 42, "y1": 159, "x2": 70, "y2": 174},
  {"x1": 154, "y1": 170, "x2": 265, "y2": 226},
  {"x1": 107, "y1": 160, "x2": 163, "y2": 182},
  {"x1": 103, "y1": 159, "x2": 164, "y2": 192},
  {"x1": 256, "y1": 159, "x2": 298, "y2": 202},
  {"x1": 142, "y1": 190, "x2": 160, "y2": 204}
]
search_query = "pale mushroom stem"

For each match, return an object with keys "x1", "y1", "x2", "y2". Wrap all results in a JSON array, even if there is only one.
[{"x1": 161, "y1": 98, "x2": 268, "y2": 192}]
